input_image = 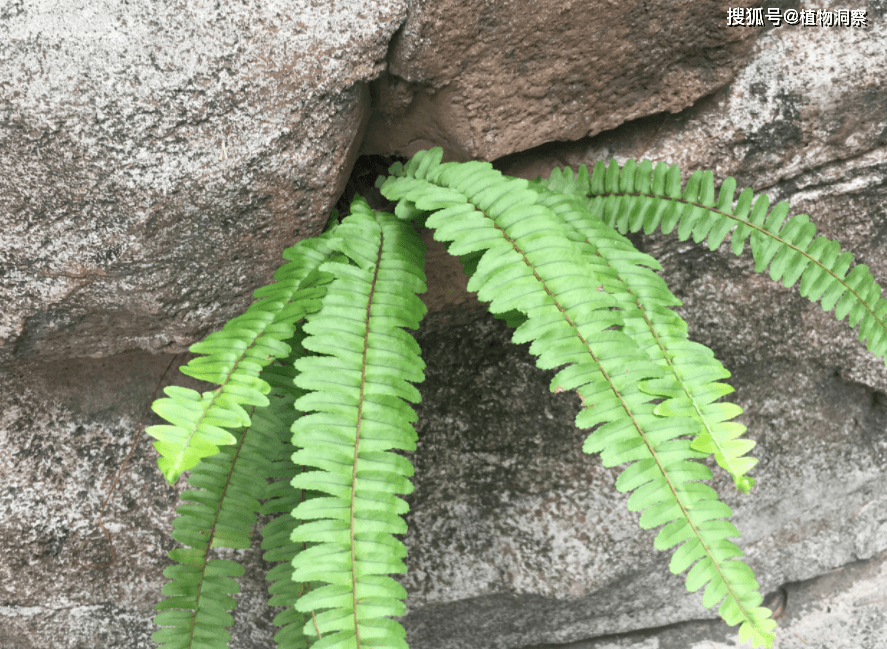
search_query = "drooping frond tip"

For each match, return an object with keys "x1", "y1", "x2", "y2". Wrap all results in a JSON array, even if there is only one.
[
  {"x1": 147, "y1": 231, "x2": 341, "y2": 484},
  {"x1": 287, "y1": 201, "x2": 426, "y2": 649},
  {"x1": 153, "y1": 397, "x2": 293, "y2": 649}
]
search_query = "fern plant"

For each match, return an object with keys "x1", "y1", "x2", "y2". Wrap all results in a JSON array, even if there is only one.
[{"x1": 147, "y1": 147, "x2": 887, "y2": 649}]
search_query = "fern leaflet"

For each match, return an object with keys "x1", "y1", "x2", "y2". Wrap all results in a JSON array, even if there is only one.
[{"x1": 147, "y1": 229, "x2": 341, "y2": 484}]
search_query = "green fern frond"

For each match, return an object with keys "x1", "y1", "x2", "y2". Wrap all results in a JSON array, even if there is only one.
[
  {"x1": 287, "y1": 198, "x2": 426, "y2": 649},
  {"x1": 381, "y1": 149, "x2": 775, "y2": 648},
  {"x1": 565, "y1": 159, "x2": 887, "y2": 366},
  {"x1": 147, "y1": 231, "x2": 341, "y2": 485},
  {"x1": 153, "y1": 395, "x2": 291, "y2": 649},
  {"x1": 259, "y1": 352, "x2": 320, "y2": 649},
  {"x1": 533, "y1": 177, "x2": 758, "y2": 493},
  {"x1": 146, "y1": 146, "x2": 887, "y2": 649},
  {"x1": 262, "y1": 445, "x2": 319, "y2": 649}
]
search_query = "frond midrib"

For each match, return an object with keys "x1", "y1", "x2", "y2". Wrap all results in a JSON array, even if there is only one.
[
  {"x1": 590, "y1": 250, "x2": 746, "y2": 485},
  {"x1": 349, "y1": 229, "x2": 386, "y2": 649},
  {"x1": 173, "y1": 333, "x2": 272, "y2": 475}
]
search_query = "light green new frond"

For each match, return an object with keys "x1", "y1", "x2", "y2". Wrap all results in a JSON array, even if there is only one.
[
  {"x1": 381, "y1": 148, "x2": 774, "y2": 647},
  {"x1": 147, "y1": 229, "x2": 340, "y2": 485},
  {"x1": 287, "y1": 200, "x2": 426, "y2": 649},
  {"x1": 533, "y1": 179, "x2": 758, "y2": 493},
  {"x1": 153, "y1": 395, "x2": 290, "y2": 649},
  {"x1": 574, "y1": 159, "x2": 887, "y2": 367}
]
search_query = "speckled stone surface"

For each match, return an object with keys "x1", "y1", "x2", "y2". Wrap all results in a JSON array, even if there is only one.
[
  {"x1": 396, "y1": 305, "x2": 887, "y2": 649},
  {"x1": 0, "y1": 0, "x2": 408, "y2": 362},
  {"x1": 363, "y1": 0, "x2": 760, "y2": 162}
]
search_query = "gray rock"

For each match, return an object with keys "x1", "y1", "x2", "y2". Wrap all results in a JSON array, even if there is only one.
[
  {"x1": 526, "y1": 548, "x2": 887, "y2": 649},
  {"x1": 4, "y1": 302, "x2": 886, "y2": 647},
  {"x1": 0, "y1": 0, "x2": 408, "y2": 362},
  {"x1": 398, "y1": 308, "x2": 887, "y2": 648}
]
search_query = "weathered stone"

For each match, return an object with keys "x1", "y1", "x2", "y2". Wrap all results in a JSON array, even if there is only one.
[
  {"x1": 3, "y1": 2, "x2": 887, "y2": 648},
  {"x1": 0, "y1": 351, "x2": 289, "y2": 647},
  {"x1": 398, "y1": 308, "x2": 887, "y2": 648},
  {"x1": 362, "y1": 0, "x2": 761, "y2": 161},
  {"x1": 5, "y1": 297, "x2": 887, "y2": 646},
  {"x1": 528, "y1": 548, "x2": 887, "y2": 648},
  {"x1": 0, "y1": 0, "x2": 408, "y2": 362},
  {"x1": 500, "y1": 7, "x2": 887, "y2": 197}
]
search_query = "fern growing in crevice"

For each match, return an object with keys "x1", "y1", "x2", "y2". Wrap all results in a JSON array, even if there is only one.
[
  {"x1": 149, "y1": 147, "x2": 887, "y2": 649},
  {"x1": 381, "y1": 151, "x2": 772, "y2": 644}
]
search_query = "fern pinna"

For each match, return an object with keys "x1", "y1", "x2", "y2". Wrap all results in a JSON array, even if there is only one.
[{"x1": 148, "y1": 147, "x2": 887, "y2": 649}]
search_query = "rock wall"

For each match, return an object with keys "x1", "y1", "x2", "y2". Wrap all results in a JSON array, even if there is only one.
[{"x1": 2, "y1": 1, "x2": 886, "y2": 648}]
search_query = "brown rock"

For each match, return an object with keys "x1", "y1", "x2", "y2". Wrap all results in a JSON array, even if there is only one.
[{"x1": 363, "y1": 0, "x2": 761, "y2": 161}]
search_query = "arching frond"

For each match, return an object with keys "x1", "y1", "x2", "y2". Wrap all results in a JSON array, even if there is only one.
[
  {"x1": 153, "y1": 394, "x2": 293, "y2": 649},
  {"x1": 380, "y1": 149, "x2": 775, "y2": 648},
  {"x1": 147, "y1": 230, "x2": 341, "y2": 484},
  {"x1": 559, "y1": 159, "x2": 887, "y2": 365},
  {"x1": 535, "y1": 174, "x2": 758, "y2": 493}
]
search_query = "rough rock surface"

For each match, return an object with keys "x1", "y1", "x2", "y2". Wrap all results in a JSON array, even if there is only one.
[
  {"x1": 362, "y1": 0, "x2": 761, "y2": 161},
  {"x1": 0, "y1": 0, "x2": 408, "y2": 362},
  {"x1": 530, "y1": 547, "x2": 887, "y2": 648},
  {"x1": 499, "y1": 2, "x2": 887, "y2": 397},
  {"x1": 403, "y1": 6, "x2": 887, "y2": 648},
  {"x1": 2, "y1": 2, "x2": 887, "y2": 649},
  {"x1": 0, "y1": 352, "x2": 287, "y2": 648},
  {"x1": 399, "y1": 307, "x2": 887, "y2": 649}
]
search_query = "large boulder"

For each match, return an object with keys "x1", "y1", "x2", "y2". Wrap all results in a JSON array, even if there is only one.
[{"x1": 0, "y1": 0, "x2": 408, "y2": 362}]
